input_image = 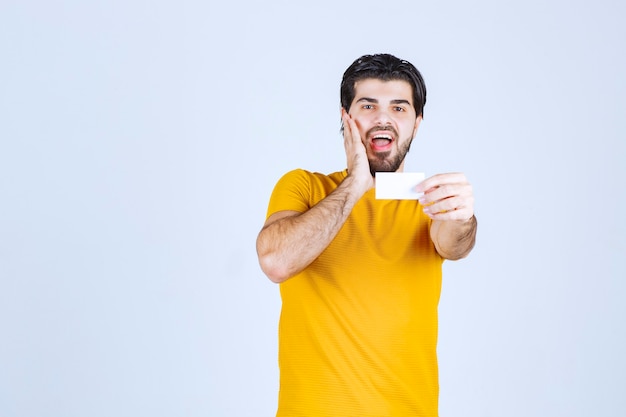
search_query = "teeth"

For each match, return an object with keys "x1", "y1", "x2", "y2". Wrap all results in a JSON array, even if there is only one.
[{"x1": 373, "y1": 134, "x2": 392, "y2": 140}]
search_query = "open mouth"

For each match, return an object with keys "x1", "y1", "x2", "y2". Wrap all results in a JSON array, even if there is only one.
[{"x1": 370, "y1": 132, "x2": 395, "y2": 151}]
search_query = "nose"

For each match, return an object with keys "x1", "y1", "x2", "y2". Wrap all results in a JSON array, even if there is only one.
[{"x1": 374, "y1": 108, "x2": 391, "y2": 125}]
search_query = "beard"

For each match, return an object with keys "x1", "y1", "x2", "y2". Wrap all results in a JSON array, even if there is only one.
[{"x1": 368, "y1": 135, "x2": 413, "y2": 177}]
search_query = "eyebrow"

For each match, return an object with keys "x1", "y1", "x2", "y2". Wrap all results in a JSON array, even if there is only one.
[{"x1": 356, "y1": 97, "x2": 412, "y2": 105}]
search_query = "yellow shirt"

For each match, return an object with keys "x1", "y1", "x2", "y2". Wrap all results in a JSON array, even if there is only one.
[{"x1": 266, "y1": 169, "x2": 444, "y2": 417}]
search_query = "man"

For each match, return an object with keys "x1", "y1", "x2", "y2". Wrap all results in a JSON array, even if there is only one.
[{"x1": 256, "y1": 53, "x2": 477, "y2": 417}]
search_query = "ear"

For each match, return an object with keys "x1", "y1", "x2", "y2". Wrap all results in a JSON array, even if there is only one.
[{"x1": 412, "y1": 115, "x2": 423, "y2": 138}]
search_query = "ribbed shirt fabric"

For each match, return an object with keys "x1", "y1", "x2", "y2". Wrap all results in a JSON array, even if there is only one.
[{"x1": 266, "y1": 169, "x2": 444, "y2": 417}]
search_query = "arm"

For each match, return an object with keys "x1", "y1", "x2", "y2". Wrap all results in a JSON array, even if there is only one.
[
  {"x1": 256, "y1": 174, "x2": 367, "y2": 283},
  {"x1": 429, "y1": 215, "x2": 477, "y2": 260},
  {"x1": 256, "y1": 111, "x2": 373, "y2": 283},
  {"x1": 416, "y1": 173, "x2": 477, "y2": 260}
]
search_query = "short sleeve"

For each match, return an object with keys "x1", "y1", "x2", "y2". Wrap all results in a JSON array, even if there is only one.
[{"x1": 265, "y1": 169, "x2": 313, "y2": 219}]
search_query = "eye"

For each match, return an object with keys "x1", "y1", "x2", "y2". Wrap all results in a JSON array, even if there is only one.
[
  {"x1": 363, "y1": 104, "x2": 374, "y2": 110},
  {"x1": 393, "y1": 106, "x2": 406, "y2": 112}
]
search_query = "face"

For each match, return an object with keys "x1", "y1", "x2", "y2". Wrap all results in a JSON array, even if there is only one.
[{"x1": 347, "y1": 78, "x2": 422, "y2": 175}]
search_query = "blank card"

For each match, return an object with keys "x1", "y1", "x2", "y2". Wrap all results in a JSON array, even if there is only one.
[{"x1": 375, "y1": 172, "x2": 425, "y2": 200}]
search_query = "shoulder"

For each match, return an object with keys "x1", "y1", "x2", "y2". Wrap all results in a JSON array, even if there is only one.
[
  {"x1": 267, "y1": 169, "x2": 346, "y2": 216},
  {"x1": 276, "y1": 168, "x2": 346, "y2": 189}
]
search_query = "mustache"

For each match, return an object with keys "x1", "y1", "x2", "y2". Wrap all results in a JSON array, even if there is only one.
[{"x1": 366, "y1": 125, "x2": 398, "y2": 138}]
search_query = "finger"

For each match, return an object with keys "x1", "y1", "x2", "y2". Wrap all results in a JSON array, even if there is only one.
[
  {"x1": 419, "y1": 183, "x2": 473, "y2": 205},
  {"x1": 343, "y1": 113, "x2": 361, "y2": 146},
  {"x1": 415, "y1": 173, "x2": 468, "y2": 193},
  {"x1": 422, "y1": 195, "x2": 470, "y2": 215},
  {"x1": 425, "y1": 207, "x2": 474, "y2": 221},
  {"x1": 342, "y1": 112, "x2": 371, "y2": 181}
]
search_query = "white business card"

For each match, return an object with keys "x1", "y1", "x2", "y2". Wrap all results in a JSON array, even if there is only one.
[{"x1": 375, "y1": 172, "x2": 425, "y2": 200}]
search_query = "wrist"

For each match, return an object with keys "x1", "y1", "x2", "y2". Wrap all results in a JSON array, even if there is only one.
[{"x1": 345, "y1": 171, "x2": 373, "y2": 195}]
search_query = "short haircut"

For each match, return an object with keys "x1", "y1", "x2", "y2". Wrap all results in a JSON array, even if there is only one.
[{"x1": 340, "y1": 54, "x2": 427, "y2": 118}]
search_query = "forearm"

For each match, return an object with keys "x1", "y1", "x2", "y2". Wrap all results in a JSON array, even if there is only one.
[
  {"x1": 430, "y1": 215, "x2": 477, "y2": 260},
  {"x1": 257, "y1": 175, "x2": 367, "y2": 283}
]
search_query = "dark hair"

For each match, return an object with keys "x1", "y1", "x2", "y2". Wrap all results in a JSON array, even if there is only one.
[{"x1": 340, "y1": 53, "x2": 427, "y2": 117}]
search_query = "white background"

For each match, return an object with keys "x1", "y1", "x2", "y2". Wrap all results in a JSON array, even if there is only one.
[{"x1": 1, "y1": 1, "x2": 624, "y2": 416}]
